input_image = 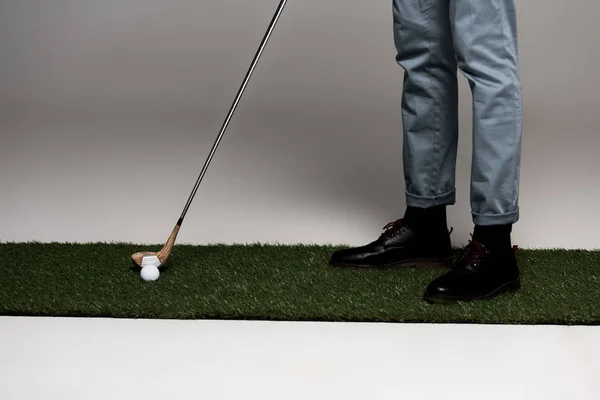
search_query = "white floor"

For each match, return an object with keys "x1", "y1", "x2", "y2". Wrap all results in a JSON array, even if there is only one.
[{"x1": 1, "y1": 317, "x2": 599, "y2": 400}]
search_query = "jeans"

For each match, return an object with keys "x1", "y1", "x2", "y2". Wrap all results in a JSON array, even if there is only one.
[{"x1": 392, "y1": 0, "x2": 523, "y2": 225}]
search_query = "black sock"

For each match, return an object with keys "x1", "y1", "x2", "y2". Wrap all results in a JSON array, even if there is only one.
[
  {"x1": 403, "y1": 205, "x2": 448, "y2": 233},
  {"x1": 473, "y1": 224, "x2": 512, "y2": 253}
]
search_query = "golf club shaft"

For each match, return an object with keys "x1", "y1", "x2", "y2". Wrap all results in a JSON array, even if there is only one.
[{"x1": 177, "y1": 0, "x2": 289, "y2": 225}]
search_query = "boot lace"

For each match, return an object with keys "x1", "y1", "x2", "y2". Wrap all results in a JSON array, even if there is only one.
[
  {"x1": 380, "y1": 218, "x2": 406, "y2": 240},
  {"x1": 379, "y1": 218, "x2": 453, "y2": 240},
  {"x1": 456, "y1": 234, "x2": 488, "y2": 268}
]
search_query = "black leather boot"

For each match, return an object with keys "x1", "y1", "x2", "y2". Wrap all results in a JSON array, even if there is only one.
[
  {"x1": 423, "y1": 235, "x2": 520, "y2": 303},
  {"x1": 329, "y1": 217, "x2": 453, "y2": 269}
]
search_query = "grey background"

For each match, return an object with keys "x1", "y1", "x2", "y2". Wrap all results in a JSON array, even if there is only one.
[{"x1": 0, "y1": 0, "x2": 598, "y2": 249}]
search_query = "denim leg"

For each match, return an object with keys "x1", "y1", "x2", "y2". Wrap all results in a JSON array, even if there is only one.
[
  {"x1": 392, "y1": 0, "x2": 459, "y2": 208},
  {"x1": 450, "y1": 0, "x2": 523, "y2": 225}
]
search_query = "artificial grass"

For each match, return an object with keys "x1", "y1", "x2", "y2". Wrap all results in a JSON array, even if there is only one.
[{"x1": 1, "y1": 243, "x2": 599, "y2": 325}]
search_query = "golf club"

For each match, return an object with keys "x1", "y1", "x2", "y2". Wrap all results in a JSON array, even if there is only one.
[{"x1": 131, "y1": 0, "x2": 289, "y2": 268}]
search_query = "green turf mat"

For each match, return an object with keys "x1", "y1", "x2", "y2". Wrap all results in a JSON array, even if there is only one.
[{"x1": 1, "y1": 243, "x2": 599, "y2": 325}]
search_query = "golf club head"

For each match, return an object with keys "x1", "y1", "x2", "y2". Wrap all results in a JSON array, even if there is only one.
[
  {"x1": 131, "y1": 251, "x2": 166, "y2": 268},
  {"x1": 130, "y1": 223, "x2": 180, "y2": 268}
]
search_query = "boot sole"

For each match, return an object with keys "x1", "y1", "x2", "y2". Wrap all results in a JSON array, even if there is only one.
[
  {"x1": 329, "y1": 257, "x2": 453, "y2": 270},
  {"x1": 423, "y1": 278, "x2": 521, "y2": 304}
]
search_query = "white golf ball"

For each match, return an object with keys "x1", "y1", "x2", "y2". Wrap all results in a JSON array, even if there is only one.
[{"x1": 140, "y1": 265, "x2": 160, "y2": 281}]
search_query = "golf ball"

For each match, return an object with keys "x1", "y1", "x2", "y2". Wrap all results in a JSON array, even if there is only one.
[{"x1": 141, "y1": 265, "x2": 160, "y2": 281}]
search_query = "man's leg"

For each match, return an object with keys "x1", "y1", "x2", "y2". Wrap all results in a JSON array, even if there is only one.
[
  {"x1": 395, "y1": 0, "x2": 459, "y2": 214},
  {"x1": 329, "y1": 0, "x2": 458, "y2": 269},
  {"x1": 424, "y1": 0, "x2": 523, "y2": 303}
]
